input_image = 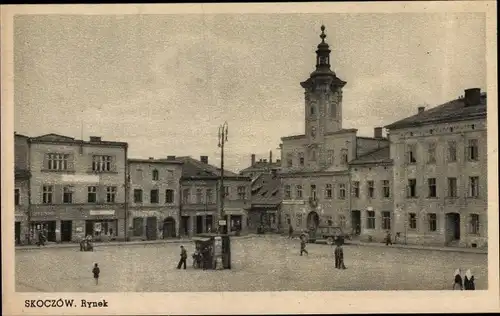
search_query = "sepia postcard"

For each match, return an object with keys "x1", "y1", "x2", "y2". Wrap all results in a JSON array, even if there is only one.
[{"x1": 1, "y1": 2, "x2": 499, "y2": 315}]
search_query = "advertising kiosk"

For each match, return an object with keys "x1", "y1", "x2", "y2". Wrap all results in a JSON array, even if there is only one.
[{"x1": 193, "y1": 233, "x2": 231, "y2": 270}]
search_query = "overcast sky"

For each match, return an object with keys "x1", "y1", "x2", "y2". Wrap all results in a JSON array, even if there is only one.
[{"x1": 14, "y1": 13, "x2": 486, "y2": 172}]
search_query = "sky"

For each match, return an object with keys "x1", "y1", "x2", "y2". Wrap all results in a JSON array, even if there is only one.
[{"x1": 14, "y1": 12, "x2": 486, "y2": 172}]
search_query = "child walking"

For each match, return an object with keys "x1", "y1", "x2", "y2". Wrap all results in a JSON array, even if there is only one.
[{"x1": 92, "y1": 263, "x2": 100, "y2": 285}]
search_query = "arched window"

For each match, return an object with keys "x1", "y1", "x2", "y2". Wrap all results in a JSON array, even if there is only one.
[{"x1": 152, "y1": 169, "x2": 159, "y2": 181}]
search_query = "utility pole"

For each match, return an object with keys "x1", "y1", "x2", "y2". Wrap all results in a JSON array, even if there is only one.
[{"x1": 218, "y1": 122, "x2": 229, "y2": 234}]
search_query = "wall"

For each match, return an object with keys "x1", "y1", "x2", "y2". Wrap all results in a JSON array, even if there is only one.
[{"x1": 15, "y1": 134, "x2": 30, "y2": 170}]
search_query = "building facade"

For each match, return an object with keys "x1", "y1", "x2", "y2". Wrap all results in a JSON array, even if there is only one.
[
  {"x1": 247, "y1": 171, "x2": 282, "y2": 233},
  {"x1": 178, "y1": 156, "x2": 251, "y2": 236},
  {"x1": 239, "y1": 151, "x2": 281, "y2": 179},
  {"x1": 28, "y1": 134, "x2": 128, "y2": 242},
  {"x1": 128, "y1": 157, "x2": 183, "y2": 240},
  {"x1": 385, "y1": 88, "x2": 487, "y2": 248},
  {"x1": 15, "y1": 133, "x2": 31, "y2": 245},
  {"x1": 279, "y1": 26, "x2": 390, "y2": 234}
]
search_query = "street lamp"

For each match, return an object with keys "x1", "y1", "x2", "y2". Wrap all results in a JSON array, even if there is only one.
[{"x1": 218, "y1": 121, "x2": 229, "y2": 234}]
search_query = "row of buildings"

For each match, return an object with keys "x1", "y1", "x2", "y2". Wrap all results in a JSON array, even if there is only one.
[{"x1": 14, "y1": 133, "x2": 253, "y2": 244}]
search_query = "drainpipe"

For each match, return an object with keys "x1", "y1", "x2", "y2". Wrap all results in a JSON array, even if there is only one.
[{"x1": 124, "y1": 145, "x2": 129, "y2": 242}]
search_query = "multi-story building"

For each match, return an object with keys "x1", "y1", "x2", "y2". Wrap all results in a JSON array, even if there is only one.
[
  {"x1": 279, "y1": 26, "x2": 389, "y2": 233},
  {"x1": 14, "y1": 132, "x2": 31, "y2": 245},
  {"x1": 247, "y1": 170, "x2": 282, "y2": 233},
  {"x1": 239, "y1": 151, "x2": 281, "y2": 179},
  {"x1": 385, "y1": 88, "x2": 487, "y2": 247},
  {"x1": 178, "y1": 156, "x2": 251, "y2": 236},
  {"x1": 28, "y1": 134, "x2": 128, "y2": 242},
  {"x1": 128, "y1": 157, "x2": 183, "y2": 240}
]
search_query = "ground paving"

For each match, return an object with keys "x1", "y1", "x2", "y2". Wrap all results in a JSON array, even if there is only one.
[{"x1": 15, "y1": 235, "x2": 487, "y2": 292}]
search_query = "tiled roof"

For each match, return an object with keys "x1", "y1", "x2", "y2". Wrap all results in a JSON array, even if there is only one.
[
  {"x1": 281, "y1": 128, "x2": 358, "y2": 141},
  {"x1": 175, "y1": 156, "x2": 243, "y2": 179},
  {"x1": 240, "y1": 161, "x2": 281, "y2": 174},
  {"x1": 349, "y1": 147, "x2": 392, "y2": 165},
  {"x1": 128, "y1": 158, "x2": 183, "y2": 165},
  {"x1": 250, "y1": 173, "x2": 282, "y2": 206},
  {"x1": 385, "y1": 93, "x2": 487, "y2": 130}
]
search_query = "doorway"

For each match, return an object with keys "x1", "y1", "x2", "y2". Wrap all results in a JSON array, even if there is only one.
[
  {"x1": 163, "y1": 217, "x2": 176, "y2": 238},
  {"x1": 306, "y1": 211, "x2": 320, "y2": 230},
  {"x1": 205, "y1": 215, "x2": 213, "y2": 233},
  {"x1": 351, "y1": 210, "x2": 361, "y2": 235},
  {"x1": 15, "y1": 222, "x2": 21, "y2": 245},
  {"x1": 445, "y1": 213, "x2": 460, "y2": 243},
  {"x1": 60, "y1": 220, "x2": 73, "y2": 242},
  {"x1": 146, "y1": 217, "x2": 158, "y2": 240},
  {"x1": 181, "y1": 216, "x2": 190, "y2": 236},
  {"x1": 196, "y1": 216, "x2": 203, "y2": 234}
]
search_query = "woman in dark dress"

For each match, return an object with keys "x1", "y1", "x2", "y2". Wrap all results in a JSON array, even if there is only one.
[
  {"x1": 453, "y1": 269, "x2": 463, "y2": 290},
  {"x1": 464, "y1": 269, "x2": 475, "y2": 290}
]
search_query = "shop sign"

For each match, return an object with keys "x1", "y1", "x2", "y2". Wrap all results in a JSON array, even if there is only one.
[
  {"x1": 94, "y1": 222, "x2": 102, "y2": 232},
  {"x1": 282, "y1": 200, "x2": 305, "y2": 205},
  {"x1": 31, "y1": 211, "x2": 56, "y2": 217},
  {"x1": 218, "y1": 220, "x2": 227, "y2": 226},
  {"x1": 76, "y1": 227, "x2": 84, "y2": 233},
  {"x1": 89, "y1": 210, "x2": 115, "y2": 216},
  {"x1": 136, "y1": 211, "x2": 156, "y2": 217}
]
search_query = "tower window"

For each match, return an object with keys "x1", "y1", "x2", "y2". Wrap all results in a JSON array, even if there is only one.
[
  {"x1": 330, "y1": 101, "x2": 337, "y2": 118},
  {"x1": 310, "y1": 106, "x2": 315, "y2": 116},
  {"x1": 318, "y1": 56, "x2": 327, "y2": 65},
  {"x1": 311, "y1": 127, "x2": 316, "y2": 138}
]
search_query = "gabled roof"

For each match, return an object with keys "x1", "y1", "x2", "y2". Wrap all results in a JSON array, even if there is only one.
[
  {"x1": 385, "y1": 93, "x2": 487, "y2": 130},
  {"x1": 30, "y1": 133, "x2": 75, "y2": 142},
  {"x1": 240, "y1": 161, "x2": 281, "y2": 174},
  {"x1": 175, "y1": 156, "x2": 246, "y2": 180},
  {"x1": 29, "y1": 133, "x2": 128, "y2": 147},
  {"x1": 128, "y1": 158, "x2": 183, "y2": 165},
  {"x1": 349, "y1": 146, "x2": 392, "y2": 166},
  {"x1": 250, "y1": 173, "x2": 282, "y2": 206}
]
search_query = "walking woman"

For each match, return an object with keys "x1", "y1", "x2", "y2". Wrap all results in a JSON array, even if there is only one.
[
  {"x1": 453, "y1": 269, "x2": 463, "y2": 290},
  {"x1": 464, "y1": 269, "x2": 475, "y2": 290}
]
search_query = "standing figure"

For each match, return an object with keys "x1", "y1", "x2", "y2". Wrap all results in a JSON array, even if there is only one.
[
  {"x1": 385, "y1": 230, "x2": 392, "y2": 246},
  {"x1": 453, "y1": 269, "x2": 463, "y2": 290},
  {"x1": 177, "y1": 245, "x2": 187, "y2": 270},
  {"x1": 300, "y1": 235, "x2": 309, "y2": 256},
  {"x1": 92, "y1": 263, "x2": 100, "y2": 285},
  {"x1": 464, "y1": 269, "x2": 475, "y2": 290},
  {"x1": 334, "y1": 244, "x2": 347, "y2": 269},
  {"x1": 288, "y1": 225, "x2": 294, "y2": 239}
]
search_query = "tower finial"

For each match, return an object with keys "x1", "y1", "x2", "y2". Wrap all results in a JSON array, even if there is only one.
[{"x1": 320, "y1": 25, "x2": 326, "y2": 43}]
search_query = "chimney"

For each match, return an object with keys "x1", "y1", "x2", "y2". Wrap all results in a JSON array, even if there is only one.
[
  {"x1": 89, "y1": 136, "x2": 102, "y2": 142},
  {"x1": 276, "y1": 159, "x2": 281, "y2": 164},
  {"x1": 464, "y1": 88, "x2": 481, "y2": 106},
  {"x1": 167, "y1": 155, "x2": 176, "y2": 160},
  {"x1": 374, "y1": 127, "x2": 383, "y2": 139},
  {"x1": 418, "y1": 106, "x2": 425, "y2": 114},
  {"x1": 263, "y1": 159, "x2": 267, "y2": 163},
  {"x1": 269, "y1": 150, "x2": 273, "y2": 163},
  {"x1": 148, "y1": 157, "x2": 154, "y2": 160},
  {"x1": 251, "y1": 154, "x2": 256, "y2": 166},
  {"x1": 200, "y1": 156, "x2": 208, "y2": 164}
]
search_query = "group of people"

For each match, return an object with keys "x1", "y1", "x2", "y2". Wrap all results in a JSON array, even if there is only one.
[
  {"x1": 299, "y1": 234, "x2": 347, "y2": 269},
  {"x1": 453, "y1": 269, "x2": 476, "y2": 290},
  {"x1": 34, "y1": 229, "x2": 47, "y2": 246},
  {"x1": 176, "y1": 245, "x2": 214, "y2": 270}
]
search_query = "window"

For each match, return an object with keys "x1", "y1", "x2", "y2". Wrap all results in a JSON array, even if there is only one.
[
  {"x1": 448, "y1": 141, "x2": 457, "y2": 162},
  {"x1": 165, "y1": 189, "x2": 174, "y2": 204},
  {"x1": 407, "y1": 179, "x2": 417, "y2": 198},
  {"x1": 311, "y1": 127, "x2": 316, "y2": 138},
  {"x1": 87, "y1": 186, "x2": 97, "y2": 203},
  {"x1": 428, "y1": 213, "x2": 437, "y2": 232},
  {"x1": 352, "y1": 181, "x2": 360, "y2": 198},
  {"x1": 427, "y1": 143, "x2": 436, "y2": 164},
  {"x1": 407, "y1": 144, "x2": 417, "y2": 164},
  {"x1": 310, "y1": 149, "x2": 317, "y2": 161},
  {"x1": 366, "y1": 211, "x2": 375, "y2": 229},
  {"x1": 92, "y1": 155, "x2": 113, "y2": 172},
  {"x1": 427, "y1": 178, "x2": 437, "y2": 198},
  {"x1": 409, "y1": 213, "x2": 417, "y2": 229},
  {"x1": 447, "y1": 177, "x2": 457, "y2": 197},
  {"x1": 106, "y1": 186, "x2": 117, "y2": 203},
  {"x1": 469, "y1": 214, "x2": 480, "y2": 234},
  {"x1": 224, "y1": 186, "x2": 230, "y2": 198},
  {"x1": 150, "y1": 189, "x2": 159, "y2": 204},
  {"x1": 296, "y1": 213, "x2": 303, "y2": 227},
  {"x1": 46, "y1": 153, "x2": 70, "y2": 170},
  {"x1": 367, "y1": 181, "x2": 375, "y2": 198},
  {"x1": 468, "y1": 139, "x2": 479, "y2": 161},
  {"x1": 325, "y1": 184, "x2": 333, "y2": 199},
  {"x1": 15, "y1": 189, "x2": 20, "y2": 205},
  {"x1": 296, "y1": 185, "x2": 303, "y2": 199},
  {"x1": 63, "y1": 186, "x2": 73, "y2": 204},
  {"x1": 338, "y1": 183, "x2": 346, "y2": 199},
  {"x1": 42, "y1": 185, "x2": 53, "y2": 204},
  {"x1": 382, "y1": 180, "x2": 390, "y2": 198},
  {"x1": 196, "y1": 188, "x2": 203, "y2": 204},
  {"x1": 469, "y1": 176, "x2": 479, "y2": 198},
  {"x1": 237, "y1": 186, "x2": 246, "y2": 200},
  {"x1": 182, "y1": 189, "x2": 190, "y2": 204},
  {"x1": 310, "y1": 184, "x2": 317, "y2": 200},
  {"x1": 284, "y1": 185, "x2": 291, "y2": 199},
  {"x1": 152, "y1": 169, "x2": 159, "y2": 181},
  {"x1": 206, "y1": 189, "x2": 213, "y2": 204},
  {"x1": 382, "y1": 211, "x2": 391, "y2": 230},
  {"x1": 310, "y1": 106, "x2": 315, "y2": 116},
  {"x1": 286, "y1": 153, "x2": 293, "y2": 167},
  {"x1": 341, "y1": 149, "x2": 348, "y2": 164},
  {"x1": 132, "y1": 217, "x2": 144, "y2": 237},
  {"x1": 327, "y1": 149, "x2": 335, "y2": 165},
  {"x1": 330, "y1": 100, "x2": 337, "y2": 117},
  {"x1": 338, "y1": 215, "x2": 346, "y2": 229},
  {"x1": 298, "y1": 152, "x2": 305, "y2": 166},
  {"x1": 134, "y1": 189, "x2": 143, "y2": 203}
]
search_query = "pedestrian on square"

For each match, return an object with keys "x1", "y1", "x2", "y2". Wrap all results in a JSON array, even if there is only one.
[
  {"x1": 334, "y1": 244, "x2": 346, "y2": 269},
  {"x1": 288, "y1": 225, "x2": 294, "y2": 239},
  {"x1": 177, "y1": 245, "x2": 187, "y2": 270},
  {"x1": 453, "y1": 269, "x2": 463, "y2": 290},
  {"x1": 385, "y1": 230, "x2": 392, "y2": 246},
  {"x1": 464, "y1": 269, "x2": 475, "y2": 290},
  {"x1": 92, "y1": 263, "x2": 100, "y2": 285},
  {"x1": 300, "y1": 235, "x2": 308, "y2": 256}
]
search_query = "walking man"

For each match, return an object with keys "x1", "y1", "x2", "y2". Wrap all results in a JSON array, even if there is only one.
[
  {"x1": 177, "y1": 245, "x2": 187, "y2": 270},
  {"x1": 92, "y1": 263, "x2": 100, "y2": 285},
  {"x1": 385, "y1": 230, "x2": 392, "y2": 246},
  {"x1": 288, "y1": 225, "x2": 294, "y2": 239},
  {"x1": 334, "y1": 244, "x2": 346, "y2": 269},
  {"x1": 300, "y1": 235, "x2": 309, "y2": 256}
]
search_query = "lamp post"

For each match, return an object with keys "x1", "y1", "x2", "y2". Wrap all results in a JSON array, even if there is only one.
[{"x1": 218, "y1": 121, "x2": 229, "y2": 234}]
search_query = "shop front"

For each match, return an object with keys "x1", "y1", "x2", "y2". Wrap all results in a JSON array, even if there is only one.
[
  {"x1": 223, "y1": 208, "x2": 248, "y2": 234},
  {"x1": 83, "y1": 209, "x2": 120, "y2": 241},
  {"x1": 179, "y1": 210, "x2": 216, "y2": 237},
  {"x1": 29, "y1": 210, "x2": 58, "y2": 243},
  {"x1": 130, "y1": 208, "x2": 179, "y2": 240},
  {"x1": 15, "y1": 212, "x2": 27, "y2": 245}
]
